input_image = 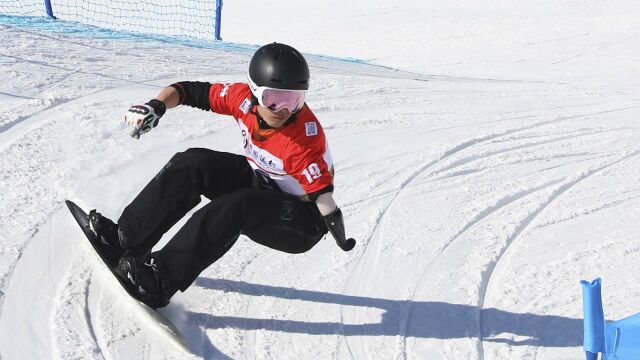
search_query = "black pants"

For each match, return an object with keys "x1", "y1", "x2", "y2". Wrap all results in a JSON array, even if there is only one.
[{"x1": 117, "y1": 148, "x2": 327, "y2": 295}]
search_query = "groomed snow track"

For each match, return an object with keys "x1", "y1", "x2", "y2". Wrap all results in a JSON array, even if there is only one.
[{"x1": 2, "y1": 18, "x2": 640, "y2": 360}]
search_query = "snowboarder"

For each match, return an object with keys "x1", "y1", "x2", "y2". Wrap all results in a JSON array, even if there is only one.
[{"x1": 88, "y1": 42, "x2": 356, "y2": 308}]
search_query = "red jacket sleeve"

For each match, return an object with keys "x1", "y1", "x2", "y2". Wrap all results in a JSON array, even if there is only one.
[{"x1": 208, "y1": 83, "x2": 253, "y2": 118}]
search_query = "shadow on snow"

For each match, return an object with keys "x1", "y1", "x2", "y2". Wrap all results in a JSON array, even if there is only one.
[{"x1": 187, "y1": 278, "x2": 581, "y2": 350}]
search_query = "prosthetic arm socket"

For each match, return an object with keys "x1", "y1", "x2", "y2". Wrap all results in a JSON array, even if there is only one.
[{"x1": 324, "y1": 207, "x2": 356, "y2": 251}]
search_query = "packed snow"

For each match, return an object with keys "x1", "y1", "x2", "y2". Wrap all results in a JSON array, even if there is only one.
[{"x1": 1, "y1": 1, "x2": 640, "y2": 359}]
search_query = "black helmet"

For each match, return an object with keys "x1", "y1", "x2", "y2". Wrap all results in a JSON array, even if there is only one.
[{"x1": 248, "y1": 43, "x2": 310, "y2": 91}]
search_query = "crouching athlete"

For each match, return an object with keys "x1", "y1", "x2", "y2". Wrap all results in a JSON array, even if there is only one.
[{"x1": 88, "y1": 42, "x2": 356, "y2": 308}]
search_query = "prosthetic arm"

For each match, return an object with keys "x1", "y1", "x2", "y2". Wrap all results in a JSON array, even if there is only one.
[{"x1": 316, "y1": 193, "x2": 356, "y2": 251}]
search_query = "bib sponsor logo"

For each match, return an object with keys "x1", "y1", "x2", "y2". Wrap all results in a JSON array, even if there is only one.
[
  {"x1": 247, "y1": 142, "x2": 283, "y2": 173},
  {"x1": 240, "y1": 98, "x2": 252, "y2": 114},
  {"x1": 238, "y1": 122, "x2": 284, "y2": 174},
  {"x1": 305, "y1": 122, "x2": 318, "y2": 136},
  {"x1": 241, "y1": 129, "x2": 248, "y2": 148}
]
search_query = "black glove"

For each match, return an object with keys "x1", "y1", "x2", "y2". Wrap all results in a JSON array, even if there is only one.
[
  {"x1": 125, "y1": 99, "x2": 166, "y2": 139},
  {"x1": 324, "y1": 207, "x2": 356, "y2": 251}
]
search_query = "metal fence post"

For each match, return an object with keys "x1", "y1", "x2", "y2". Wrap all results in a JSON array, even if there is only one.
[
  {"x1": 215, "y1": 0, "x2": 222, "y2": 40},
  {"x1": 44, "y1": 0, "x2": 56, "y2": 18}
]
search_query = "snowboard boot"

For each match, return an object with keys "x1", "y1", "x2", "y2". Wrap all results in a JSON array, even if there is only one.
[
  {"x1": 88, "y1": 210, "x2": 127, "y2": 264},
  {"x1": 115, "y1": 252, "x2": 171, "y2": 309}
]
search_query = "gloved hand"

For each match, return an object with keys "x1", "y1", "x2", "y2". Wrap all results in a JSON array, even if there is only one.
[{"x1": 125, "y1": 99, "x2": 166, "y2": 139}]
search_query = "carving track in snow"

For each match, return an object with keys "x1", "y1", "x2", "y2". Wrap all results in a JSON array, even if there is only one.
[{"x1": 3, "y1": 19, "x2": 640, "y2": 360}]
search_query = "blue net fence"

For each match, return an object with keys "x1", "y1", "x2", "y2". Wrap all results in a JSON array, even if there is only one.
[{"x1": 0, "y1": 0, "x2": 222, "y2": 41}]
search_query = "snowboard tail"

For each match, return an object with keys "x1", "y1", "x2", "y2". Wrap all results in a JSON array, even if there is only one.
[{"x1": 65, "y1": 200, "x2": 190, "y2": 353}]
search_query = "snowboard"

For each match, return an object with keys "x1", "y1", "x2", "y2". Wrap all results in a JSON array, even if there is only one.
[{"x1": 65, "y1": 200, "x2": 191, "y2": 353}]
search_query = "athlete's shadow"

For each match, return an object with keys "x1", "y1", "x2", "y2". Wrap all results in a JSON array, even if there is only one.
[{"x1": 188, "y1": 278, "x2": 582, "y2": 349}]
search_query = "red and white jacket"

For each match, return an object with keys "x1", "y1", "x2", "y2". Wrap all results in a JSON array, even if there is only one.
[{"x1": 208, "y1": 82, "x2": 333, "y2": 197}]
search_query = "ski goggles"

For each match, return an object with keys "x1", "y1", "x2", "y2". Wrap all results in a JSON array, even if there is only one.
[{"x1": 248, "y1": 76, "x2": 306, "y2": 112}]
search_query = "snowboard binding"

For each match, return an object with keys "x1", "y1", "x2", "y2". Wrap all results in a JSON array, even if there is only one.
[{"x1": 115, "y1": 253, "x2": 171, "y2": 309}]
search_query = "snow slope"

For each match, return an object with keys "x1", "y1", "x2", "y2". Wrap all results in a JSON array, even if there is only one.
[{"x1": 1, "y1": 1, "x2": 640, "y2": 359}]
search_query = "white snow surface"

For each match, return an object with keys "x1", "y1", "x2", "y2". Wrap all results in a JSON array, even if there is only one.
[{"x1": 2, "y1": 1, "x2": 640, "y2": 359}]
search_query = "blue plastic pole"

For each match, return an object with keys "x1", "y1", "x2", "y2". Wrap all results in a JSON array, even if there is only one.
[
  {"x1": 581, "y1": 279, "x2": 606, "y2": 356},
  {"x1": 44, "y1": 0, "x2": 55, "y2": 18},
  {"x1": 215, "y1": 0, "x2": 222, "y2": 40}
]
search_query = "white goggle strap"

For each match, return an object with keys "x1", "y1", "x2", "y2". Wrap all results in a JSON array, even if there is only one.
[{"x1": 247, "y1": 73, "x2": 267, "y2": 107}]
